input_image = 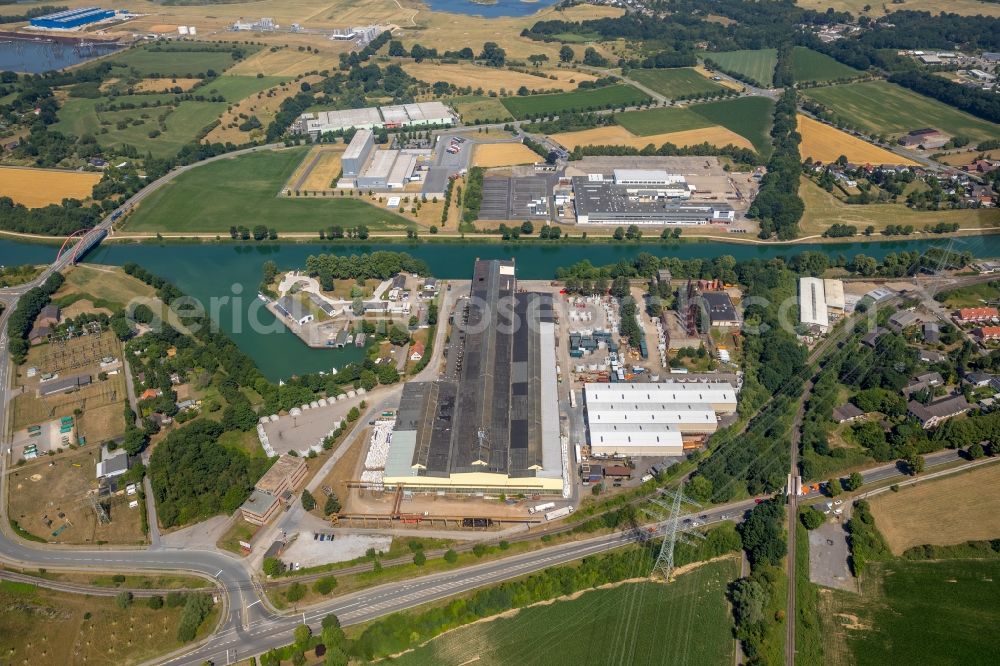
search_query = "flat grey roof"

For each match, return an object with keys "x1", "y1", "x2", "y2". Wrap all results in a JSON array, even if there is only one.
[
  {"x1": 573, "y1": 177, "x2": 732, "y2": 218},
  {"x1": 344, "y1": 129, "x2": 373, "y2": 160}
]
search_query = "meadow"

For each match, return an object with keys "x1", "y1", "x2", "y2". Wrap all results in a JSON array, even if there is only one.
[
  {"x1": 627, "y1": 67, "x2": 724, "y2": 98},
  {"x1": 790, "y1": 46, "x2": 861, "y2": 83},
  {"x1": 124, "y1": 148, "x2": 411, "y2": 233},
  {"x1": 804, "y1": 80, "x2": 1000, "y2": 143},
  {"x1": 615, "y1": 107, "x2": 714, "y2": 136},
  {"x1": 615, "y1": 96, "x2": 773, "y2": 154},
  {"x1": 107, "y1": 43, "x2": 259, "y2": 77},
  {"x1": 392, "y1": 557, "x2": 739, "y2": 666},
  {"x1": 703, "y1": 49, "x2": 777, "y2": 86},
  {"x1": 826, "y1": 559, "x2": 1000, "y2": 666},
  {"x1": 501, "y1": 85, "x2": 651, "y2": 119},
  {"x1": 450, "y1": 95, "x2": 513, "y2": 124}
]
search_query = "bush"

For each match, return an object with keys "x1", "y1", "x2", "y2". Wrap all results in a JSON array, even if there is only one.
[
  {"x1": 413, "y1": 550, "x2": 426, "y2": 566},
  {"x1": 177, "y1": 594, "x2": 213, "y2": 642},
  {"x1": 301, "y1": 489, "x2": 316, "y2": 511},
  {"x1": 444, "y1": 549, "x2": 458, "y2": 564},
  {"x1": 147, "y1": 595, "x2": 164, "y2": 610},
  {"x1": 847, "y1": 500, "x2": 890, "y2": 575},
  {"x1": 285, "y1": 582, "x2": 307, "y2": 603},
  {"x1": 472, "y1": 543, "x2": 487, "y2": 558},
  {"x1": 166, "y1": 591, "x2": 186, "y2": 608},
  {"x1": 115, "y1": 591, "x2": 133, "y2": 609},
  {"x1": 313, "y1": 576, "x2": 337, "y2": 595},
  {"x1": 800, "y1": 508, "x2": 825, "y2": 530}
]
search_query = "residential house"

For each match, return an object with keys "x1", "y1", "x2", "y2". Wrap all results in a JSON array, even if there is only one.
[
  {"x1": 861, "y1": 326, "x2": 888, "y2": 348},
  {"x1": 28, "y1": 325, "x2": 51, "y2": 345},
  {"x1": 957, "y1": 307, "x2": 999, "y2": 323},
  {"x1": 832, "y1": 403, "x2": 865, "y2": 423},
  {"x1": 422, "y1": 278, "x2": 439, "y2": 295},
  {"x1": 977, "y1": 325, "x2": 1000, "y2": 341},
  {"x1": 919, "y1": 349, "x2": 946, "y2": 364},
  {"x1": 965, "y1": 159, "x2": 999, "y2": 174},
  {"x1": 140, "y1": 388, "x2": 162, "y2": 400},
  {"x1": 903, "y1": 371, "x2": 944, "y2": 396},
  {"x1": 409, "y1": 341, "x2": 425, "y2": 362},
  {"x1": 908, "y1": 395, "x2": 971, "y2": 428},
  {"x1": 923, "y1": 322, "x2": 940, "y2": 344},
  {"x1": 963, "y1": 371, "x2": 994, "y2": 388}
]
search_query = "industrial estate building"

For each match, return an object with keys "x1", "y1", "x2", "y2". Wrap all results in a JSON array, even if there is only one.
[
  {"x1": 583, "y1": 381, "x2": 737, "y2": 457},
  {"x1": 30, "y1": 7, "x2": 117, "y2": 29},
  {"x1": 240, "y1": 455, "x2": 307, "y2": 525},
  {"x1": 571, "y1": 170, "x2": 735, "y2": 225},
  {"x1": 798, "y1": 277, "x2": 846, "y2": 333},
  {"x1": 337, "y1": 129, "x2": 422, "y2": 190},
  {"x1": 380, "y1": 259, "x2": 565, "y2": 493},
  {"x1": 296, "y1": 102, "x2": 455, "y2": 136}
]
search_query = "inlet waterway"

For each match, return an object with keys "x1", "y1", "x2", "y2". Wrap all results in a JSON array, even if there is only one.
[
  {"x1": 0, "y1": 236, "x2": 995, "y2": 381},
  {"x1": 420, "y1": 0, "x2": 558, "y2": 18}
]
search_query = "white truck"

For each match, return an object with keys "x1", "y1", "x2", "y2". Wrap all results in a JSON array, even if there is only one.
[
  {"x1": 545, "y1": 506, "x2": 574, "y2": 521},
  {"x1": 528, "y1": 501, "x2": 556, "y2": 515}
]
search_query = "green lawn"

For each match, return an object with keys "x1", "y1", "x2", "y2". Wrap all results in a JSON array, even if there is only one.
[
  {"x1": 501, "y1": 85, "x2": 651, "y2": 119},
  {"x1": 615, "y1": 106, "x2": 714, "y2": 136},
  {"x1": 125, "y1": 148, "x2": 411, "y2": 233},
  {"x1": 690, "y1": 96, "x2": 775, "y2": 155},
  {"x1": 392, "y1": 557, "x2": 739, "y2": 666},
  {"x1": 791, "y1": 46, "x2": 862, "y2": 83},
  {"x1": 702, "y1": 49, "x2": 777, "y2": 87},
  {"x1": 938, "y1": 281, "x2": 1000, "y2": 308},
  {"x1": 107, "y1": 44, "x2": 259, "y2": 77},
  {"x1": 803, "y1": 80, "x2": 1000, "y2": 142},
  {"x1": 197, "y1": 75, "x2": 287, "y2": 102},
  {"x1": 450, "y1": 95, "x2": 513, "y2": 124},
  {"x1": 833, "y1": 559, "x2": 1000, "y2": 665},
  {"x1": 628, "y1": 68, "x2": 724, "y2": 98}
]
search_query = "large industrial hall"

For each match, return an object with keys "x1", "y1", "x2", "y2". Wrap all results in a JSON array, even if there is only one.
[{"x1": 378, "y1": 259, "x2": 566, "y2": 493}]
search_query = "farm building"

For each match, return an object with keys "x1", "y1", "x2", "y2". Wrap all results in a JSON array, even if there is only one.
[
  {"x1": 30, "y1": 7, "x2": 116, "y2": 30},
  {"x1": 381, "y1": 259, "x2": 564, "y2": 493},
  {"x1": 899, "y1": 128, "x2": 950, "y2": 149}
]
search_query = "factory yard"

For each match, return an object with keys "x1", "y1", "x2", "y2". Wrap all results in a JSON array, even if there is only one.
[
  {"x1": 551, "y1": 124, "x2": 754, "y2": 151},
  {"x1": 6, "y1": 446, "x2": 144, "y2": 545},
  {"x1": 0, "y1": 166, "x2": 100, "y2": 208},
  {"x1": 472, "y1": 142, "x2": 540, "y2": 168},
  {"x1": 868, "y1": 464, "x2": 1000, "y2": 555},
  {"x1": 796, "y1": 115, "x2": 918, "y2": 166}
]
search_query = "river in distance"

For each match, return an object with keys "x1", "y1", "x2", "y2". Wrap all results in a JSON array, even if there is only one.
[
  {"x1": 420, "y1": 0, "x2": 557, "y2": 18},
  {"x1": 0, "y1": 236, "x2": 995, "y2": 381}
]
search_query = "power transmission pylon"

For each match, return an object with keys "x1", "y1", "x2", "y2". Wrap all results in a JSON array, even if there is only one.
[{"x1": 642, "y1": 483, "x2": 704, "y2": 582}]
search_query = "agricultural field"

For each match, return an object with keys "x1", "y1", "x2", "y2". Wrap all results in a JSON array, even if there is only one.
[
  {"x1": 207, "y1": 75, "x2": 323, "y2": 144},
  {"x1": 797, "y1": 115, "x2": 917, "y2": 166},
  {"x1": 795, "y1": 0, "x2": 1000, "y2": 18},
  {"x1": 107, "y1": 43, "x2": 260, "y2": 77},
  {"x1": 124, "y1": 148, "x2": 411, "y2": 233},
  {"x1": 227, "y1": 47, "x2": 333, "y2": 77},
  {"x1": 404, "y1": 62, "x2": 594, "y2": 94},
  {"x1": 627, "y1": 67, "x2": 724, "y2": 98},
  {"x1": 798, "y1": 176, "x2": 1000, "y2": 235},
  {"x1": 0, "y1": 167, "x2": 100, "y2": 207},
  {"x1": 450, "y1": 95, "x2": 513, "y2": 124},
  {"x1": 790, "y1": 46, "x2": 861, "y2": 83},
  {"x1": 472, "y1": 142, "x2": 540, "y2": 167},
  {"x1": 821, "y1": 559, "x2": 1000, "y2": 666},
  {"x1": 552, "y1": 124, "x2": 752, "y2": 151},
  {"x1": 803, "y1": 80, "x2": 1000, "y2": 143},
  {"x1": 937, "y1": 149, "x2": 1000, "y2": 167},
  {"x1": 0, "y1": 579, "x2": 213, "y2": 665},
  {"x1": 111, "y1": 78, "x2": 202, "y2": 93},
  {"x1": 286, "y1": 145, "x2": 346, "y2": 192},
  {"x1": 868, "y1": 464, "x2": 1000, "y2": 555},
  {"x1": 615, "y1": 96, "x2": 773, "y2": 154},
  {"x1": 702, "y1": 49, "x2": 777, "y2": 86},
  {"x1": 393, "y1": 557, "x2": 739, "y2": 666},
  {"x1": 501, "y1": 85, "x2": 651, "y2": 119}
]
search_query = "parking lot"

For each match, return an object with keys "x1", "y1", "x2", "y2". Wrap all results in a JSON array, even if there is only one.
[{"x1": 808, "y1": 507, "x2": 857, "y2": 592}]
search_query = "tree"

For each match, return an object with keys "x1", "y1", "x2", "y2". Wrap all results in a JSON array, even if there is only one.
[
  {"x1": 324, "y1": 494, "x2": 341, "y2": 515},
  {"x1": 301, "y1": 489, "x2": 317, "y2": 511},
  {"x1": 559, "y1": 45, "x2": 575, "y2": 63},
  {"x1": 313, "y1": 576, "x2": 337, "y2": 595},
  {"x1": 413, "y1": 550, "x2": 427, "y2": 566},
  {"x1": 286, "y1": 582, "x2": 306, "y2": 603},
  {"x1": 520, "y1": 220, "x2": 534, "y2": 235},
  {"x1": 444, "y1": 548, "x2": 458, "y2": 563},
  {"x1": 263, "y1": 557, "x2": 285, "y2": 577},
  {"x1": 827, "y1": 478, "x2": 843, "y2": 497},
  {"x1": 800, "y1": 508, "x2": 825, "y2": 530},
  {"x1": 969, "y1": 442, "x2": 985, "y2": 459},
  {"x1": 843, "y1": 472, "x2": 864, "y2": 491},
  {"x1": 252, "y1": 224, "x2": 268, "y2": 241},
  {"x1": 115, "y1": 591, "x2": 133, "y2": 609},
  {"x1": 147, "y1": 594, "x2": 164, "y2": 610},
  {"x1": 294, "y1": 623, "x2": 312, "y2": 646},
  {"x1": 613, "y1": 226, "x2": 625, "y2": 240},
  {"x1": 905, "y1": 451, "x2": 925, "y2": 475}
]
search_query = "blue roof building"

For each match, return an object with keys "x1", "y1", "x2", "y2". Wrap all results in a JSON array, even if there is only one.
[{"x1": 30, "y1": 7, "x2": 116, "y2": 30}]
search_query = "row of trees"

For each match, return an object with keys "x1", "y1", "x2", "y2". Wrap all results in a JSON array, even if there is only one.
[
  {"x1": 302, "y1": 251, "x2": 429, "y2": 291},
  {"x1": 749, "y1": 89, "x2": 804, "y2": 239}
]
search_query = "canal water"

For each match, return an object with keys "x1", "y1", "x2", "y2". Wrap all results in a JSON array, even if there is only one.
[
  {"x1": 0, "y1": 39, "x2": 120, "y2": 73},
  {"x1": 420, "y1": 0, "x2": 557, "y2": 18},
  {"x1": 1, "y1": 236, "x2": 996, "y2": 380}
]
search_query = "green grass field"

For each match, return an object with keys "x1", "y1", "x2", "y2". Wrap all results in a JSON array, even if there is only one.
[
  {"x1": 450, "y1": 95, "x2": 513, "y2": 124},
  {"x1": 198, "y1": 75, "x2": 287, "y2": 102},
  {"x1": 393, "y1": 557, "x2": 739, "y2": 666},
  {"x1": 627, "y1": 68, "x2": 724, "y2": 98},
  {"x1": 831, "y1": 559, "x2": 1000, "y2": 665},
  {"x1": 501, "y1": 84, "x2": 651, "y2": 119},
  {"x1": 702, "y1": 49, "x2": 777, "y2": 86},
  {"x1": 791, "y1": 46, "x2": 862, "y2": 83},
  {"x1": 53, "y1": 97, "x2": 227, "y2": 159},
  {"x1": 690, "y1": 96, "x2": 775, "y2": 155},
  {"x1": 125, "y1": 148, "x2": 411, "y2": 233},
  {"x1": 803, "y1": 80, "x2": 1000, "y2": 142},
  {"x1": 107, "y1": 44, "x2": 259, "y2": 77},
  {"x1": 615, "y1": 107, "x2": 714, "y2": 136}
]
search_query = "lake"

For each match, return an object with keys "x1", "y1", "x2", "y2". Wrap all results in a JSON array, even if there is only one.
[
  {"x1": 421, "y1": 0, "x2": 557, "y2": 18},
  {"x1": 1, "y1": 236, "x2": 996, "y2": 380},
  {"x1": 0, "y1": 39, "x2": 120, "y2": 73}
]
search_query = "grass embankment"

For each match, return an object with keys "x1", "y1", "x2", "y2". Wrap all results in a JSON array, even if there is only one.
[{"x1": 123, "y1": 148, "x2": 412, "y2": 234}]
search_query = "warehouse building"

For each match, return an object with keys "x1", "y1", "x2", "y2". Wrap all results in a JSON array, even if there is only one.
[
  {"x1": 297, "y1": 102, "x2": 455, "y2": 136},
  {"x1": 799, "y1": 277, "x2": 829, "y2": 332},
  {"x1": 381, "y1": 259, "x2": 565, "y2": 493},
  {"x1": 572, "y1": 176, "x2": 734, "y2": 225},
  {"x1": 355, "y1": 149, "x2": 417, "y2": 190},
  {"x1": 342, "y1": 129, "x2": 375, "y2": 177},
  {"x1": 583, "y1": 381, "x2": 737, "y2": 456},
  {"x1": 613, "y1": 169, "x2": 693, "y2": 198},
  {"x1": 30, "y1": 7, "x2": 116, "y2": 30}
]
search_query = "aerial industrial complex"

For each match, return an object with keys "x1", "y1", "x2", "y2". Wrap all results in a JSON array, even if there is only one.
[
  {"x1": 296, "y1": 102, "x2": 455, "y2": 136},
  {"x1": 373, "y1": 259, "x2": 565, "y2": 493},
  {"x1": 572, "y1": 169, "x2": 736, "y2": 225}
]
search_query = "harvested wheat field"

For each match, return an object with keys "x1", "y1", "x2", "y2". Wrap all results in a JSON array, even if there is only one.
[
  {"x1": 0, "y1": 167, "x2": 100, "y2": 208},
  {"x1": 404, "y1": 62, "x2": 593, "y2": 94},
  {"x1": 473, "y1": 143, "x2": 540, "y2": 168},
  {"x1": 227, "y1": 48, "x2": 334, "y2": 77},
  {"x1": 133, "y1": 77, "x2": 202, "y2": 92},
  {"x1": 797, "y1": 114, "x2": 917, "y2": 166},
  {"x1": 552, "y1": 124, "x2": 752, "y2": 151},
  {"x1": 868, "y1": 463, "x2": 1000, "y2": 555}
]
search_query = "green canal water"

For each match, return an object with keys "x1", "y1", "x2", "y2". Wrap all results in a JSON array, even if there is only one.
[{"x1": 1, "y1": 236, "x2": 996, "y2": 381}]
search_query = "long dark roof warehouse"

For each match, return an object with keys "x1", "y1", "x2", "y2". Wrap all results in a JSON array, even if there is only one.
[{"x1": 381, "y1": 259, "x2": 565, "y2": 493}]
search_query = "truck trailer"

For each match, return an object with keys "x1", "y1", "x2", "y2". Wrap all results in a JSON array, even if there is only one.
[
  {"x1": 545, "y1": 506, "x2": 574, "y2": 521},
  {"x1": 528, "y1": 502, "x2": 556, "y2": 515}
]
